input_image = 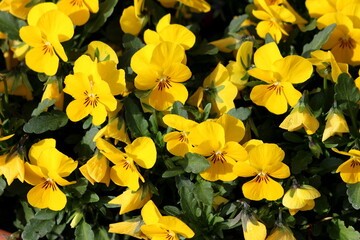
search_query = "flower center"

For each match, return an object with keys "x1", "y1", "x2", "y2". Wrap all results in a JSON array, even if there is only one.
[
  {"x1": 42, "y1": 178, "x2": 57, "y2": 191},
  {"x1": 70, "y1": 0, "x2": 83, "y2": 7},
  {"x1": 267, "y1": 82, "x2": 283, "y2": 95},
  {"x1": 178, "y1": 131, "x2": 189, "y2": 143},
  {"x1": 210, "y1": 151, "x2": 226, "y2": 163},
  {"x1": 339, "y1": 36, "x2": 355, "y2": 49},
  {"x1": 42, "y1": 41, "x2": 54, "y2": 55},
  {"x1": 165, "y1": 232, "x2": 175, "y2": 240},
  {"x1": 157, "y1": 76, "x2": 172, "y2": 91},
  {"x1": 255, "y1": 172, "x2": 270, "y2": 183},
  {"x1": 350, "y1": 159, "x2": 360, "y2": 168},
  {"x1": 83, "y1": 90, "x2": 99, "y2": 107}
]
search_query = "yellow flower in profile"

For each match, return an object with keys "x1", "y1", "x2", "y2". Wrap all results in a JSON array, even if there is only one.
[
  {"x1": 93, "y1": 101, "x2": 131, "y2": 144},
  {"x1": 24, "y1": 138, "x2": 78, "y2": 211},
  {"x1": 188, "y1": 120, "x2": 247, "y2": 181},
  {"x1": 279, "y1": 101, "x2": 319, "y2": 135},
  {"x1": 0, "y1": 73, "x2": 33, "y2": 100},
  {"x1": 202, "y1": 63, "x2": 238, "y2": 115},
  {"x1": 109, "y1": 185, "x2": 152, "y2": 215},
  {"x1": 109, "y1": 220, "x2": 148, "y2": 239},
  {"x1": 19, "y1": 3, "x2": 74, "y2": 76},
  {"x1": 309, "y1": 50, "x2": 349, "y2": 82},
  {"x1": 131, "y1": 42, "x2": 191, "y2": 111},
  {"x1": 79, "y1": 153, "x2": 111, "y2": 186},
  {"x1": 322, "y1": 108, "x2": 349, "y2": 141},
  {"x1": 57, "y1": 0, "x2": 99, "y2": 26},
  {"x1": 41, "y1": 81, "x2": 64, "y2": 110},
  {"x1": 140, "y1": 200, "x2": 195, "y2": 239},
  {"x1": 332, "y1": 148, "x2": 360, "y2": 183},
  {"x1": 282, "y1": 184, "x2": 321, "y2": 215},
  {"x1": 63, "y1": 71, "x2": 117, "y2": 126},
  {"x1": 252, "y1": 0, "x2": 296, "y2": 43},
  {"x1": 241, "y1": 212, "x2": 267, "y2": 240},
  {"x1": 0, "y1": 150, "x2": 25, "y2": 185},
  {"x1": 144, "y1": 14, "x2": 196, "y2": 50},
  {"x1": 0, "y1": 0, "x2": 32, "y2": 19},
  {"x1": 120, "y1": 5, "x2": 145, "y2": 36},
  {"x1": 266, "y1": 223, "x2": 296, "y2": 240},
  {"x1": 85, "y1": 40, "x2": 119, "y2": 64},
  {"x1": 96, "y1": 137, "x2": 156, "y2": 191},
  {"x1": 317, "y1": 13, "x2": 360, "y2": 65},
  {"x1": 248, "y1": 42, "x2": 313, "y2": 114},
  {"x1": 226, "y1": 41, "x2": 253, "y2": 91},
  {"x1": 234, "y1": 143, "x2": 290, "y2": 201},
  {"x1": 163, "y1": 114, "x2": 198, "y2": 156}
]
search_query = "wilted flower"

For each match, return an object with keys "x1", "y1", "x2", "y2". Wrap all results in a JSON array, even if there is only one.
[{"x1": 322, "y1": 107, "x2": 349, "y2": 141}]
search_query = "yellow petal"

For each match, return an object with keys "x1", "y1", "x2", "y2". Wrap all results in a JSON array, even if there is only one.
[
  {"x1": 27, "y1": 180, "x2": 67, "y2": 211},
  {"x1": 158, "y1": 216, "x2": 194, "y2": 238},
  {"x1": 120, "y1": 6, "x2": 144, "y2": 36},
  {"x1": 125, "y1": 137, "x2": 157, "y2": 169},
  {"x1": 66, "y1": 99, "x2": 92, "y2": 122},
  {"x1": 253, "y1": 42, "x2": 282, "y2": 70},
  {"x1": 158, "y1": 24, "x2": 196, "y2": 50},
  {"x1": 57, "y1": 0, "x2": 90, "y2": 26},
  {"x1": 336, "y1": 158, "x2": 360, "y2": 183},
  {"x1": 242, "y1": 175, "x2": 284, "y2": 201},
  {"x1": 233, "y1": 161, "x2": 258, "y2": 177},
  {"x1": 162, "y1": 114, "x2": 197, "y2": 131},
  {"x1": 141, "y1": 200, "x2": 162, "y2": 225},
  {"x1": 274, "y1": 56, "x2": 313, "y2": 84},
  {"x1": 216, "y1": 114, "x2": 245, "y2": 142},
  {"x1": 248, "y1": 143, "x2": 285, "y2": 170},
  {"x1": 200, "y1": 154, "x2": 238, "y2": 181},
  {"x1": 86, "y1": 40, "x2": 118, "y2": 63},
  {"x1": 28, "y1": 138, "x2": 56, "y2": 165},
  {"x1": 243, "y1": 219, "x2": 267, "y2": 240},
  {"x1": 84, "y1": 0, "x2": 98, "y2": 13},
  {"x1": 110, "y1": 164, "x2": 142, "y2": 191},
  {"x1": 27, "y1": 2, "x2": 57, "y2": 26},
  {"x1": 25, "y1": 46, "x2": 59, "y2": 76},
  {"x1": 148, "y1": 82, "x2": 188, "y2": 111},
  {"x1": 109, "y1": 221, "x2": 147, "y2": 239}
]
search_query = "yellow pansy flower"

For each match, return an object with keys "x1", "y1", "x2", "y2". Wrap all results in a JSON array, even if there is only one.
[
  {"x1": 241, "y1": 211, "x2": 267, "y2": 240},
  {"x1": 57, "y1": 0, "x2": 99, "y2": 26},
  {"x1": 0, "y1": 0, "x2": 32, "y2": 20},
  {"x1": 144, "y1": 14, "x2": 196, "y2": 50},
  {"x1": 317, "y1": 13, "x2": 360, "y2": 65},
  {"x1": 131, "y1": 42, "x2": 191, "y2": 111},
  {"x1": 63, "y1": 70, "x2": 117, "y2": 126},
  {"x1": 163, "y1": 114, "x2": 198, "y2": 156},
  {"x1": 279, "y1": 102, "x2": 319, "y2": 135},
  {"x1": 41, "y1": 81, "x2": 64, "y2": 110},
  {"x1": 252, "y1": 0, "x2": 296, "y2": 43},
  {"x1": 282, "y1": 184, "x2": 321, "y2": 215},
  {"x1": 85, "y1": 40, "x2": 119, "y2": 64},
  {"x1": 188, "y1": 120, "x2": 247, "y2": 181},
  {"x1": 226, "y1": 41, "x2": 253, "y2": 91},
  {"x1": 266, "y1": 223, "x2": 296, "y2": 240},
  {"x1": 322, "y1": 108, "x2": 349, "y2": 141},
  {"x1": 201, "y1": 63, "x2": 238, "y2": 116},
  {"x1": 0, "y1": 150, "x2": 25, "y2": 185},
  {"x1": 234, "y1": 143, "x2": 290, "y2": 201},
  {"x1": 309, "y1": 50, "x2": 349, "y2": 82},
  {"x1": 140, "y1": 200, "x2": 195, "y2": 240},
  {"x1": 24, "y1": 138, "x2": 78, "y2": 211},
  {"x1": 120, "y1": 5, "x2": 145, "y2": 36},
  {"x1": 79, "y1": 153, "x2": 111, "y2": 186},
  {"x1": 248, "y1": 42, "x2": 313, "y2": 114},
  {"x1": 19, "y1": 3, "x2": 74, "y2": 76},
  {"x1": 109, "y1": 220, "x2": 148, "y2": 239},
  {"x1": 332, "y1": 148, "x2": 360, "y2": 183},
  {"x1": 0, "y1": 73, "x2": 33, "y2": 100},
  {"x1": 96, "y1": 137, "x2": 156, "y2": 191},
  {"x1": 109, "y1": 185, "x2": 152, "y2": 215}
]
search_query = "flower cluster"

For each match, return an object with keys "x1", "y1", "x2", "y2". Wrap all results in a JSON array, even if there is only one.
[{"x1": 1, "y1": 0, "x2": 360, "y2": 239}]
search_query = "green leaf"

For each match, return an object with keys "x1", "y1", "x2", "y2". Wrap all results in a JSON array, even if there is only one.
[
  {"x1": 75, "y1": 220, "x2": 95, "y2": 240},
  {"x1": 301, "y1": 18, "x2": 317, "y2": 32},
  {"x1": 228, "y1": 14, "x2": 248, "y2": 33},
  {"x1": 302, "y1": 24, "x2": 336, "y2": 58},
  {"x1": 33, "y1": 209, "x2": 57, "y2": 220},
  {"x1": 227, "y1": 107, "x2": 251, "y2": 121},
  {"x1": 0, "y1": 12, "x2": 26, "y2": 40},
  {"x1": 149, "y1": 113, "x2": 158, "y2": 134},
  {"x1": 328, "y1": 219, "x2": 360, "y2": 240},
  {"x1": 74, "y1": 126, "x2": 99, "y2": 158},
  {"x1": 182, "y1": 152, "x2": 210, "y2": 174},
  {"x1": 162, "y1": 167, "x2": 185, "y2": 178},
  {"x1": 64, "y1": 178, "x2": 88, "y2": 198},
  {"x1": 23, "y1": 110, "x2": 68, "y2": 134},
  {"x1": 0, "y1": 177, "x2": 5, "y2": 196},
  {"x1": 31, "y1": 99, "x2": 56, "y2": 117},
  {"x1": 264, "y1": 33, "x2": 274, "y2": 44},
  {"x1": 163, "y1": 205, "x2": 182, "y2": 216},
  {"x1": 122, "y1": 34, "x2": 145, "y2": 50},
  {"x1": 334, "y1": 73, "x2": 360, "y2": 104},
  {"x1": 189, "y1": 40, "x2": 219, "y2": 55},
  {"x1": 202, "y1": 103, "x2": 212, "y2": 121},
  {"x1": 346, "y1": 182, "x2": 360, "y2": 210},
  {"x1": 94, "y1": 227, "x2": 110, "y2": 240},
  {"x1": 124, "y1": 97, "x2": 151, "y2": 138},
  {"x1": 84, "y1": 0, "x2": 118, "y2": 33},
  {"x1": 194, "y1": 180, "x2": 213, "y2": 205},
  {"x1": 22, "y1": 217, "x2": 55, "y2": 240},
  {"x1": 291, "y1": 150, "x2": 313, "y2": 174},
  {"x1": 171, "y1": 101, "x2": 188, "y2": 119}
]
